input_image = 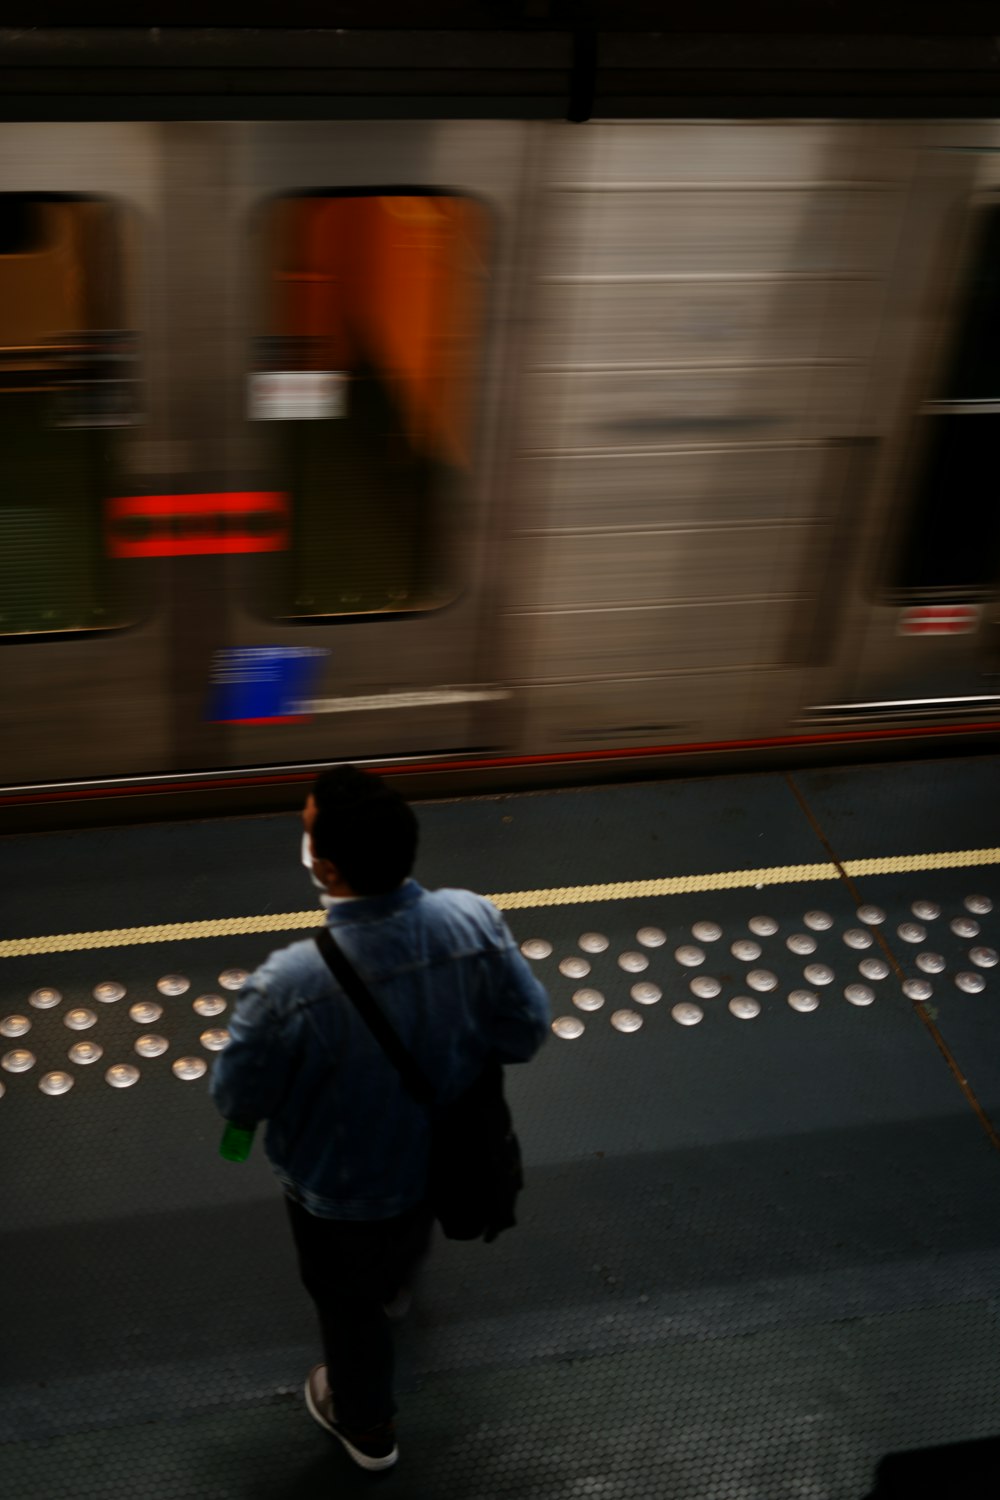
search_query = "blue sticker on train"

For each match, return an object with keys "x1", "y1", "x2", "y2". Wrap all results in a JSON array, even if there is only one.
[{"x1": 207, "y1": 647, "x2": 328, "y2": 724}]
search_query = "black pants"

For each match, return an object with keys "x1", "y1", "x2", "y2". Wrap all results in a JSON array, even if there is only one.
[{"x1": 285, "y1": 1195, "x2": 434, "y2": 1433}]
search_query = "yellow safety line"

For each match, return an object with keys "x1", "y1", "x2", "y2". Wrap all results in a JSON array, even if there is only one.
[{"x1": 1, "y1": 846, "x2": 997, "y2": 959}]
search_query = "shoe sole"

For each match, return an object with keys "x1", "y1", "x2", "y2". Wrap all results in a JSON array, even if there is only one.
[{"x1": 304, "y1": 1374, "x2": 399, "y2": 1472}]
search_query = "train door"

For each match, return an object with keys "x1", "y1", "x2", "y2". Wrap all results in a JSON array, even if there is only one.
[
  {"x1": 186, "y1": 122, "x2": 530, "y2": 776},
  {"x1": 0, "y1": 124, "x2": 170, "y2": 786},
  {"x1": 801, "y1": 129, "x2": 1000, "y2": 731}
]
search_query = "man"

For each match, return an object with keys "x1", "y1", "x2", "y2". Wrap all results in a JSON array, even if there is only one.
[{"x1": 210, "y1": 765, "x2": 550, "y2": 1472}]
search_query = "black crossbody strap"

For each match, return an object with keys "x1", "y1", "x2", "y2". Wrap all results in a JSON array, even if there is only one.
[{"x1": 314, "y1": 927, "x2": 436, "y2": 1111}]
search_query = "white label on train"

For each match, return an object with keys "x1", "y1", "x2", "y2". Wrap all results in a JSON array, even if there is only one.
[
  {"x1": 248, "y1": 371, "x2": 346, "y2": 421},
  {"x1": 302, "y1": 689, "x2": 510, "y2": 714}
]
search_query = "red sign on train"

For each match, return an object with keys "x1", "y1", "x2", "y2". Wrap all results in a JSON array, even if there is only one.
[
  {"x1": 897, "y1": 604, "x2": 980, "y2": 636},
  {"x1": 105, "y1": 492, "x2": 289, "y2": 557}
]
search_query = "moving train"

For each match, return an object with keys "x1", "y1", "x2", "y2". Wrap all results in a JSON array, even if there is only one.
[{"x1": 2, "y1": 117, "x2": 1000, "y2": 822}]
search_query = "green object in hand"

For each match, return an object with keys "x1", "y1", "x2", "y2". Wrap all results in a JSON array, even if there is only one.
[{"x1": 219, "y1": 1121, "x2": 256, "y2": 1163}]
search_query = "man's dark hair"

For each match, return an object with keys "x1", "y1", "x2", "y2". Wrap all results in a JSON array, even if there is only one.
[{"x1": 310, "y1": 765, "x2": 418, "y2": 896}]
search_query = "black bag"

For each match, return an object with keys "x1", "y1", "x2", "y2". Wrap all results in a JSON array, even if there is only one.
[{"x1": 315, "y1": 928, "x2": 523, "y2": 1243}]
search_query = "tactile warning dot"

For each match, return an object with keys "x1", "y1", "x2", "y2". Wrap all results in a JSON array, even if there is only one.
[
  {"x1": 618, "y1": 951, "x2": 649, "y2": 973},
  {"x1": 28, "y1": 987, "x2": 61, "y2": 1009},
  {"x1": 671, "y1": 1002, "x2": 704, "y2": 1026},
  {"x1": 2, "y1": 1048, "x2": 36, "y2": 1072},
  {"x1": 572, "y1": 988, "x2": 604, "y2": 1011},
  {"x1": 578, "y1": 932, "x2": 609, "y2": 953},
  {"x1": 630, "y1": 983, "x2": 661, "y2": 1006}
]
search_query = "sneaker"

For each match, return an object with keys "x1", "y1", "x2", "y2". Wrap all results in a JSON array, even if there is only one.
[{"x1": 304, "y1": 1364, "x2": 399, "y2": 1471}]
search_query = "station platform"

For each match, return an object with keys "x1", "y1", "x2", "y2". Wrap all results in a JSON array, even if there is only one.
[{"x1": 3, "y1": 753, "x2": 1000, "y2": 1499}]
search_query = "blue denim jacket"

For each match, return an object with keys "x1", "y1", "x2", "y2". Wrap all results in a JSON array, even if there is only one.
[{"x1": 209, "y1": 880, "x2": 550, "y2": 1220}]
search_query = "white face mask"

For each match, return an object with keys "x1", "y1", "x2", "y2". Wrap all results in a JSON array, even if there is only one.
[{"x1": 301, "y1": 831, "x2": 329, "y2": 895}]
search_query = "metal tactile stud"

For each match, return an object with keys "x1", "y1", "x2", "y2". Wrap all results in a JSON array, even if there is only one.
[
  {"x1": 578, "y1": 933, "x2": 609, "y2": 954},
  {"x1": 675, "y1": 945, "x2": 705, "y2": 968},
  {"x1": 897, "y1": 922, "x2": 926, "y2": 944},
  {"x1": 970, "y1": 947, "x2": 998, "y2": 969},
  {"x1": 788, "y1": 990, "x2": 819, "y2": 1012},
  {"x1": 691, "y1": 921, "x2": 722, "y2": 943},
  {"x1": 636, "y1": 927, "x2": 666, "y2": 948},
  {"x1": 552, "y1": 1016, "x2": 585, "y2": 1040},
  {"x1": 2, "y1": 1049, "x2": 36, "y2": 1073},
  {"x1": 520, "y1": 939, "x2": 552, "y2": 960},
  {"x1": 912, "y1": 900, "x2": 940, "y2": 920},
  {"x1": 749, "y1": 915, "x2": 778, "y2": 936},
  {"x1": 631, "y1": 982, "x2": 662, "y2": 1005},
  {"x1": 39, "y1": 1071, "x2": 74, "y2": 1095},
  {"x1": 844, "y1": 983, "x2": 875, "y2": 1007},
  {"x1": 804, "y1": 963, "x2": 835, "y2": 986},
  {"x1": 0, "y1": 1016, "x2": 31, "y2": 1038},
  {"x1": 610, "y1": 1009, "x2": 643, "y2": 1033},
  {"x1": 200, "y1": 1028, "x2": 231, "y2": 1052},
  {"x1": 786, "y1": 933, "x2": 817, "y2": 955},
  {"x1": 68, "y1": 1041, "x2": 103, "y2": 1066},
  {"x1": 728, "y1": 996, "x2": 761, "y2": 1020},
  {"x1": 105, "y1": 1064, "x2": 140, "y2": 1088},
  {"x1": 134, "y1": 1034, "x2": 169, "y2": 1058},
  {"x1": 690, "y1": 975, "x2": 720, "y2": 999},
  {"x1": 731, "y1": 939, "x2": 761, "y2": 962},
  {"x1": 172, "y1": 1057, "x2": 208, "y2": 1081},
  {"x1": 29, "y1": 987, "x2": 61, "y2": 1010},
  {"x1": 559, "y1": 956, "x2": 591, "y2": 979},
  {"x1": 218, "y1": 969, "x2": 249, "y2": 991},
  {"x1": 843, "y1": 928, "x2": 873, "y2": 950},
  {"x1": 573, "y1": 988, "x2": 605, "y2": 1012},
  {"x1": 956, "y1": 971, "x2": 986, "y2": 994},
  {"x1": 618, "y1": 951, "x2": 649, "y2": 973},
  {"x1": 156, "y1": 975, "x2": 190, "y2": 997},
  {"x1": 902, "y1": 978, "x2": 933, "y2": 1001},
  {"x1": 964, "y1": 895, "x2": 993, "y2": 915},
  {"x1": 193, "y1": 994, "x2": 227, "y2": 1018},
  {"x1": 804, "y1": 911, "x2": 833, "y2": 931},
  {"x1": 857, "y1": 905, "x2": 886, "y2": 925},
  {"x1": 129, "y1": 1001, "x2": 163, "y2": 1025},
  {"x1": 672, "y1": 1002, "x2": 704, "y2": 1026},
  {"x1": 951, "y1": 917, "x2": 980, "y2": 938},
  {"x1": 916, "y1": 952, "x2": 946, "y2": 974},
  {"x1": 859, "y1": 957, "x2": 890, "y2": 980},
  {"x1": 64, "y1": 1008, "x2": 97, "y2": 1031},
  {"x1": 746, "y1": 969, "x2": 778, "y2": 992},
  {"x1": 93, "y1": 982, "x2": 125, "y2": 1004}
]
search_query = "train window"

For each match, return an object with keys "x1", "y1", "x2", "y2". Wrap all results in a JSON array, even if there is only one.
[
  {"x1": 0, "y1": 194, "x2": 139, "y2": 636},
  {"x1": 252, "y1": 192, "x2": 489, "y2": 619},
  {"x1": 891, "y1": 203, "x2": 1000, "y2": 595}
]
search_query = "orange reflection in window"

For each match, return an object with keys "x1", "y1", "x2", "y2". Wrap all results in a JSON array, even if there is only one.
[{"x1": 264, "y1": 194, "x2": 488, "y2": 469}]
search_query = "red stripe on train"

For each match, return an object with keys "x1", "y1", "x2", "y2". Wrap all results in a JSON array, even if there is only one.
[{"x1": 2, "y1": 719, "x2": 1000, "y2": 806}]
